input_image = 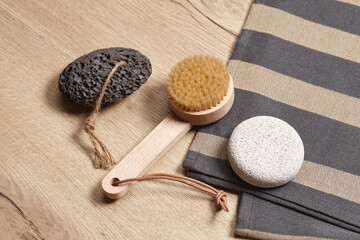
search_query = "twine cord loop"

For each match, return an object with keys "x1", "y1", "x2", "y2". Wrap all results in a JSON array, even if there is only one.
[
  {"x1": 84, "y1": 119, "x2": 95, "y2": 130},
  {"x1": 84, "y1": 61, "x2": 126, "y2": 169},
  {"x1": 112, "y1": 173, "x2": 229, "y2": 212}
]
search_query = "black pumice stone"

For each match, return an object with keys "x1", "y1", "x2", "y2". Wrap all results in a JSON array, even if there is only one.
[{"x1": 59, "y1": 47, "x2": 152, "y2": 106}]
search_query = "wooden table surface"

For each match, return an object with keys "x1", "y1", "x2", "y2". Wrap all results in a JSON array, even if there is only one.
[{"x1": 0, "y1": 1, "x2": 252, "y2": 239}]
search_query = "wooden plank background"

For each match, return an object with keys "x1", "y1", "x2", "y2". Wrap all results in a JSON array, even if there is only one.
[{"x1": 0, "y1": 0, "x2": 252, "y2": 239}]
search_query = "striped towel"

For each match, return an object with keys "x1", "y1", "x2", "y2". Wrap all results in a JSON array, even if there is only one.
[{"x1": 183, "y1": 0, "x2": 360, "y2": 239}]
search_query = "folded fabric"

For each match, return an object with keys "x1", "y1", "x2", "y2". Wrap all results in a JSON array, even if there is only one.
[{"x1": 183, "y1": 0, "x2": 360, "y2": 239}]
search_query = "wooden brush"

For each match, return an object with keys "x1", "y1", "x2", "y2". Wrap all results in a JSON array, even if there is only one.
[{"x1": 102, "y1": 55, "x2": 234, "y2": 199}]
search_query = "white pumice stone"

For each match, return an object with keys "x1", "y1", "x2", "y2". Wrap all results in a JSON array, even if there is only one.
[{"x1": 228, "y1": 116, "x2": 304, "y2": 188}]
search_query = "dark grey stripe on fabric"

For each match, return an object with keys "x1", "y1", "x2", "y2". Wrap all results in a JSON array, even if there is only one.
[
  {"x1": 256, "y1": 0, "x2": 360, "y2": 36},
  {"x1": 198, "y1": 89, "x2": 360, "y2": 175},
  {"x1": 186, "y1": 170, "x2": 360, "y2": 234},
  {"x1": 230, "y1": 30, "x2": 360, "y2": 98},
  {"x1": 237, "y1": 193, "x2": 360, "y2": 240},
  {"x1": 184, "y1": 152, "x2": 360, "y2": 232}
]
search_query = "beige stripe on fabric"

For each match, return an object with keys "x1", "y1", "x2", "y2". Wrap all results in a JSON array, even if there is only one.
[
  {"x1": 245, "y1": 4, "x2": 360, "y2": 63},
  {"x1": 228, "y1": 60, "x2": 360, "y2": 128},
  {"x1": 293, "y1": 161, "x2": 360, "y2": 204},
  {"x1": 339, "y1": 0, "x2": 360, "y2": 7},
  {"x1": 193, "y1": 132, "x2": 360, "y2": 203},
  {"x1": 235, "y1": 229, "x2": 332, "y2": 240},
  {"x1": 190, "y1": 132, "x2": 229, "y2": 160},
  {"x1": 189, "y1": 132, "x2": 228, "y2": 160}
]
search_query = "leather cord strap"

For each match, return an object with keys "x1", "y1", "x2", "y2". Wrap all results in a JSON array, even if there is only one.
[{"x1": 112, "y1": 173, "x2": 229, "y2": 212}]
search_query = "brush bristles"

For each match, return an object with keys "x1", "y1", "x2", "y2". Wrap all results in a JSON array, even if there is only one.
[{"x1": 167, "y1": 55, "x2": 230, "y2": 112}]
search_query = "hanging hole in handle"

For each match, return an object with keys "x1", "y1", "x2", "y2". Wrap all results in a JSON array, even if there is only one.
[{"x1": 111, "y1": 177, "x2": 120, "y2": 186}]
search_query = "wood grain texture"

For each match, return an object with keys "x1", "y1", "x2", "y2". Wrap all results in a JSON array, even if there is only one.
[{"x1": 0, "y1": 0, "x2": 252, "y2": 239}]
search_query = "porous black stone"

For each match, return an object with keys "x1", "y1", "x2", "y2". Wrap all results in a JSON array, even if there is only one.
[{"x1": 59, "y1": 47, "x2": 152, "y2": 106}]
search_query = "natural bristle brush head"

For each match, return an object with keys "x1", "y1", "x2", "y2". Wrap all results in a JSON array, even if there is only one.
[
  {"x1": 168, "y1": 55, "x2": 230, "y2": 111},
  {"x1": 168, "y1": 55, "x2": 234, "y2": 126}
]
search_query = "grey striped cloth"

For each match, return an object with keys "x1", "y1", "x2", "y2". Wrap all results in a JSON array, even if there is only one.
[{"x1": 183, "y1": 0, "x2": 360, "y2": 239}]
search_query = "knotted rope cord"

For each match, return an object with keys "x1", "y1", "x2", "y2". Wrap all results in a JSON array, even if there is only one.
[
  {"x1": 84, "y1": 61, "x2": 126, "y2": 169},
  {"x1": 112, "y1": 173, "x2": 229, "y2": 212}
]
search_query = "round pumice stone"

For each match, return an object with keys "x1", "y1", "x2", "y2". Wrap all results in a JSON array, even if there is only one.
[
  {"x1": 228, "y1": 116, "x2": 304, "y2": 188},
  {"x1": 59, "y1": 47, "x2": 152, "y2": 106}
]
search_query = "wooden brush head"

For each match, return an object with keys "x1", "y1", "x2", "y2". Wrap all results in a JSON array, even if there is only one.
[{"x1": 168, "y1": 55, "x2": 234, "y2": 125}]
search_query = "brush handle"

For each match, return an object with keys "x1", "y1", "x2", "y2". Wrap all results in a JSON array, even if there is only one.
[{"x1": 102, "y1": 113, "x2": 192, "y2": 199}]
